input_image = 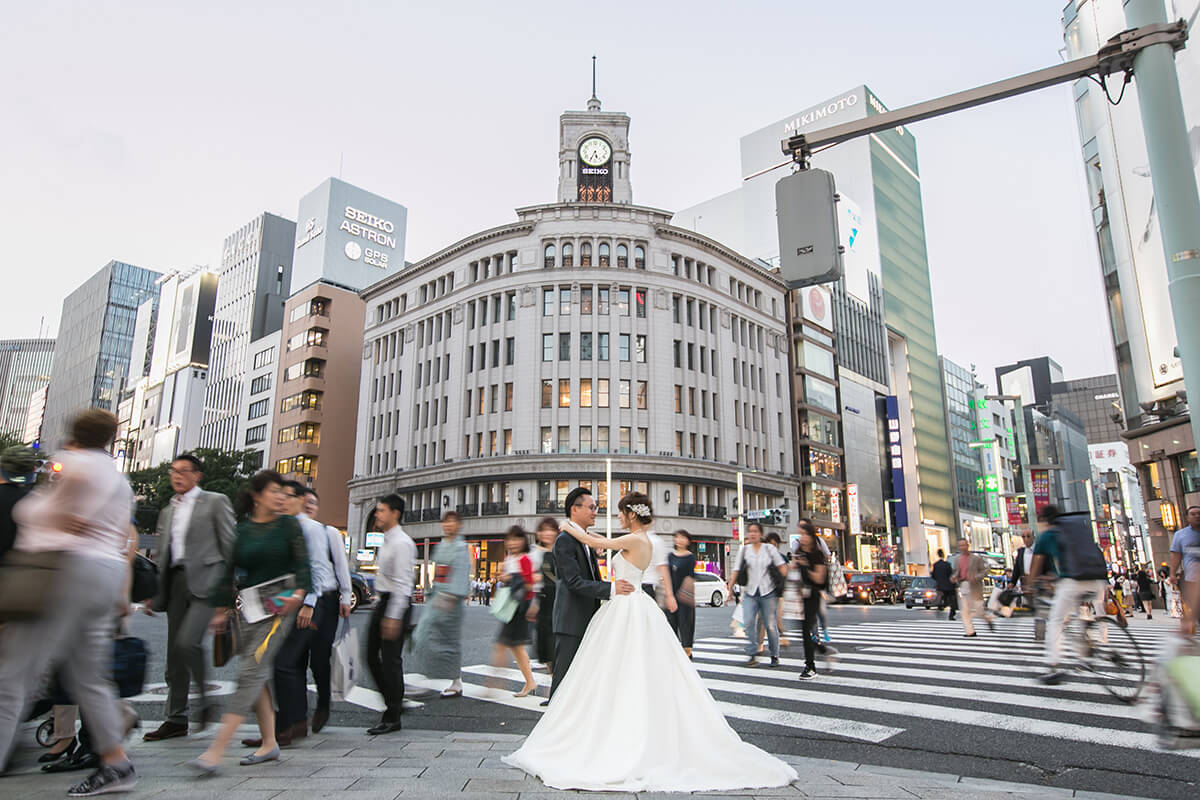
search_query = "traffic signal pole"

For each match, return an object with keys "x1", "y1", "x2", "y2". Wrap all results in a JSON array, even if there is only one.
[{"x1": 1124, "y1": 0, "x2": 1200, "y2": 473}]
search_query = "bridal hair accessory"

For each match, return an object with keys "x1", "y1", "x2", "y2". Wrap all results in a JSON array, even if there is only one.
[{"x1": 628, "y1": 503, "x2": 651, "y2": 518}]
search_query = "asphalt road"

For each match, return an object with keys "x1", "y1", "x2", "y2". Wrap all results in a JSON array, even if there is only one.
[{"x1": 113, "y1": 600, "x2": 1198, "y2": 799}]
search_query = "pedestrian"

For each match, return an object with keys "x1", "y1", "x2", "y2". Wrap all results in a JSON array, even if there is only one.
[
  {"x1": 0, "y1": 408, "x2": 138, "y2": 796},
  {"x1": 1168, "y1": 505, "x2": 1200, "y2": 634},
  {"x1": 529, "y1": 517, "x2": 558, "y2": 674},
  {"x1": 727, "y1": 521, "x2": 787, "y2": 667},
  {"x1": 0, "y1": 444, "x2": 37, "y2": 560},
  {"x1": 930, "y1": 548, "x2": 957, "y2": 620},
  {"x1": 1134, "y1": 566, "x2": 1155, "y2": 620},
  {"x1": 364, "y1": 493, "x2": 416, "y2": 735},
  {"x1": 950, "y1": 538, "x2": 994, "y2": 637},
  {"x1": 666, "y1": 530, "x2": 697, "y2": 658},
  {"x1": 987, "y1": 568, "x2": 1015, "y2": 617},
  {"x1": 490, "y1": 526, "x2": 538, "y2": 698},
  {"x1": 764, "y1": 532, "x2": 788, "y2": 648},
  {"x1": 186, "y1": 470, "x2": 310, "y2": 774},
  {"x1": 142, "y1": 453, "x2": 236, "y2": 743},
  {"x1": 412, "y1": 511, "x2": 471, "y2": 698},
  {"x1": 257, "y1": 482, "x2": 351, "y2": 748},
  {"x1": 300, "y1": 488, "x2": 352, "y2": 732},
  {"x1": 484, "y1": 578, "x2": 492, "y2": 606},
  {"x1": 793, "y1": 522, "x2": 838, "y2": 679}
]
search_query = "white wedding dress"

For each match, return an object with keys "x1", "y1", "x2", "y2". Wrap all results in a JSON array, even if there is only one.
[{"x1": 502, "y1": 536, "x2": 798, "y2": 792}]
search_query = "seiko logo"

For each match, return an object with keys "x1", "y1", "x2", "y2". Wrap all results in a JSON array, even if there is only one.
[
  {"x1": 797, "y1": 245, "x2": 814, "y2": 255},
  {"x1": 580, "y1": 167, "x2": 609, "y2": 175},
  {"x1": 783, "y1": 93, "x2": 858, "y2": 134}
]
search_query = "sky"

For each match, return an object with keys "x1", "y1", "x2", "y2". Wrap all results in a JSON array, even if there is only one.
[{"x1": 0, "y1": 0, "x2": 1116, "y2": 388}]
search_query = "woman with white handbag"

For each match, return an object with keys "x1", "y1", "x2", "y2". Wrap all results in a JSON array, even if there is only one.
[{"x1": 488, "y1": 526, "x2": 537, "y2": 698}]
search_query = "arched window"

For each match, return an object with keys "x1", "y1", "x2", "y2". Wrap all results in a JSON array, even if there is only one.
[
  {"x1": 580, "y1": 242, "x2": 592, "y2": 267},
  {"x1": 616, "y1": 244, "x2": 628, "y2": 268},
  {"x1": 543, "y1": 243, "x2": 556, "y2": 269},
  {"x1": 634, "y1": 245, "x2": 646, "y2": 269},
  {"x1": 562, "y1": 242, "x2": 574, "y2": 267},
  {"x1": 598, "y1": 242, "x2": 610, "y2": 267}
]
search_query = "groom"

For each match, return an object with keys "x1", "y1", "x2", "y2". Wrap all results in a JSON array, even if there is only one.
[{"x1": 548, "y1": 487, "x2": 634, "y2": 705}]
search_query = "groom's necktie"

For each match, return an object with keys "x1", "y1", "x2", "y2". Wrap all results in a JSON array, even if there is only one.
[{"x1": 573, "y1": 522, "x2": 598, "y2": 580}]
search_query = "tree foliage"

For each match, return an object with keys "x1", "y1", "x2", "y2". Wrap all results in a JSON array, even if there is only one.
[{"x1": 129, "y1": 448, "x2": 260, "y2": 534}]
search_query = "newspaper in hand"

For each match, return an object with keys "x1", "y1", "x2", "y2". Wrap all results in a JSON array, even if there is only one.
[{"x1": 237, "y1": 574, "x2": 297, "y2": 624}]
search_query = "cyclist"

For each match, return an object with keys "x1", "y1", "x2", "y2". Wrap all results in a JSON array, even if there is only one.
[{"x1": 1029, "y1": 504, "x2": 1110, "y2": 685}]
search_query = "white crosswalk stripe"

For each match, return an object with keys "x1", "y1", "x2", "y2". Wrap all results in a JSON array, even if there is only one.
[{"x1": 447, "y1": 617, "x2": 1195, "y2": 756}]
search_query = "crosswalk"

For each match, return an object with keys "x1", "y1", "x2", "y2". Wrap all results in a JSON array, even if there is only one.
[{"x1": 441, "y1": 616, "x2": 1198, "y2": 756}]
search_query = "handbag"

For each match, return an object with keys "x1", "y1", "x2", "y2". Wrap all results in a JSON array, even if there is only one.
[
  {"x1": 490, "y1": 585, "x2": 519, "y2": 623},
  {"x1": 767, "y1": 563, "x2": 786, "y2": 595},
  {"x1": 112, "y1": 636, "x2": 147, "y2": 698},
  {"x1": 130, "y1": 554, "x2": 158, "y2": 603},
  {"x1": 330, "y1": 617, "x2": 359, "y2": 702},
  {"x1": 211, "y1": 609, "x2": 242, "y2": 667},
  {"x1": 0, "y1": 549, "x2": 66, "y2": 622},
  {"x1": 677, "y1": 575, "x2": 695, "y2": 608}
]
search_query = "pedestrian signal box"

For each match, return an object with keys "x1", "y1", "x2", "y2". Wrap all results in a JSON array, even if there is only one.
[{"x1": 775, "y1": 168, "x2": 843, "y2": 289}]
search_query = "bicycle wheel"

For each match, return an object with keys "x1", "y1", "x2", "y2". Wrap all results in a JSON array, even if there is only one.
[{"x1": 1081, "y1": 616, "x2": 1145, "y2": 704}]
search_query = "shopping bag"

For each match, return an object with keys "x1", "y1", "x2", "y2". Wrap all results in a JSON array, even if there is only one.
[
  {"x1": 490, "y1": 585, "x2": 518, "y2": 623},
  {"x1": 331, "y1": 617, "x2": 359, "y2": 702}
]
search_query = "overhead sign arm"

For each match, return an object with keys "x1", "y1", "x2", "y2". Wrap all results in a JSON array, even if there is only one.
[{"x1": 781, "y1": 21, "x2": 1187, "y2": 164}]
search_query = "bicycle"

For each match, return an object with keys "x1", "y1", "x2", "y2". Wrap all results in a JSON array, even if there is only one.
[{"x1": 1029, "y1": 587, "x2": 1147, "y2": 704}]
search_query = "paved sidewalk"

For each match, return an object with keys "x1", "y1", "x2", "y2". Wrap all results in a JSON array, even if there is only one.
[{"x1": 2, "y1": 723, "x2": 1147, "y2": 800}]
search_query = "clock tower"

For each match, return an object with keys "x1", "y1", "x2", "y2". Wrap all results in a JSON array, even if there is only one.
[{"x1": 557, "y1": 91, "x2": 632, "y2": 204}]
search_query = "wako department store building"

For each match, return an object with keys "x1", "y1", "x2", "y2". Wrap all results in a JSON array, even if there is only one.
[{"x1": 347, "y1": 94, "x2": 798, "y2": 578}]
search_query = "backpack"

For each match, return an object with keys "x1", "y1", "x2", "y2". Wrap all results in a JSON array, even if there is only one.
[{"x1": 1052, "y1": 512, "x2": 1108, "y2": 580}]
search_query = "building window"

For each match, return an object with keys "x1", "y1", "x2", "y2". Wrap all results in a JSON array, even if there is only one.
[
  {"x1": 505, "y1": 337, "x2": 515, "y2": 365},
  {"x1": 507, "y1": 291, "x2": 517, "y2": 320},
  {"x1": 597, "y1": 378, "x2": 610, "y2": 408},
  {"x1": 249, "y1": 374, "x2": 272, "y2": 395},
  {"x1": 619, "y1": 334, "x2": 630, "y2": 362},
  {"x1": 559, "y1": 378, "x2": 571, "y2": 408},
  {"x1": 504, "y1": 382, "x2": 513, "y2": 411},
  {"x1": 252, "y1": 347, "x2": 276, "y2": 369},
  {"x1": 599, "y1": 242, "x2": 610, "y2": 267},
  {"x1": 544, "y1": 243, "x2": 556, "y2": 268},
  {"x1": 580, "y1": 332, "x2": 593, "y2": 360},
  {"x1": 248, "y1": 399, "x2": 269, "y2": 419},
  {"x1": 504, "y1": 429, "x2": 513, "y2": 454},
  {"x1": 278, "y1": 422, "x2": 320, "y2": 446},
  {"x1": 541, "y1": 426, "x2": 553, "y2": 454},
  {"x1": 280, "y1": 390, "x2": 321, "y2": 413},
  {"x1": 634, "y1": 245, "x2": 645, "y2": 269},
  {"x1": 559, "y1": 332, "x2": 571, "y2": 360},
  {"x1": 560, "y1": 288, "x2": 572, "y2": 314},
  {"x1": 558, "y1": 427, "x2": 570, "y2": 453},
  {"x1": 616, "y1": 244, "x2": 628, "y2": 268},
  {"x1": 673, "y1": 340, "x2": 681, "y2": 368},
  {"x1": 541, "y1": 379, "x2": 553, "y2": 408},
  {"x1": 598, "y1": 288, "x2": 609, "y2": 314},
  {"x1": 542, "y1": 334, "x2": 553, "y2": 361},
  {"x1": 598, "y1": 333, "x2": 609, "y2": 360},
  {"x1": 580, "y1": 242, "x2": 592, "y2": 267},
  {"x1": 597, "y1": 426, "x2": 610, "y2": 452},
  {"x1": 543, "y1": 288, "x2": 554, "y2": 316},
  {"x1": 637, "y1": 381, "x2": 647, "y2": 410},
  {"x1": 619, "y1": 426, "x2": 631, "y2": 454},
  {"x1": 562, "y1": 242, "x2": 573, "y2": 267},
  {"x1": 617, "y1": 288, "x2": 630, "y2": 315},
  {"x1": 580, "y1": 427, "x2": 592, "y2": 452},
  {"x1": 635, "y1": 334, "x2": 646, "y2": 363},
  {"x1": 1178, "y1": 453, "x2": 1200, "y2": 494},
  {"x1": 581, "y1": 378, "x2": 593, "y2": 407},
  {"x1": 637, "y1": 427, "x2": 648, "y2": 453},
  {"x1": 619, "y1": 380, "x2": 631, "y2": 409},
  {"x1": 635, "y1": 288, "x2": 646, "y2": 318},
  {"x1": 287, "y1": 328, "x2": 327, "y2": 351},
  {"x1": 276, "y1": 455, "x2": 316, "y2": 477},
  {"x1": 581, "y1": 287, "x2": 593, "y2": 314},
  {"x1": 245, "y1": 424, "x2": 267, "y2": 445}
]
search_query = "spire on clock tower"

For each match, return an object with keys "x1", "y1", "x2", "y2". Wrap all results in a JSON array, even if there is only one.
[{"x1": 557, "y1": 63, "x2": 632, "y2": 204}]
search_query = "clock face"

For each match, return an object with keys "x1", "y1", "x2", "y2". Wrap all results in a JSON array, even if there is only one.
[{"x1": 579, "y1": 137, "x2": 612, "y2": 167}]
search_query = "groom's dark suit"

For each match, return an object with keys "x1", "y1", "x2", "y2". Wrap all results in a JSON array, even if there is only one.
[{"x1": 549, "y1": 522, "x2": 611, "y2": 698}]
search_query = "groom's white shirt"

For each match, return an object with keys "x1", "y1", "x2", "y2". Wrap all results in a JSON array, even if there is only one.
[{"x1": 564, "y1": 518, "x2": 616, "y2": 598}]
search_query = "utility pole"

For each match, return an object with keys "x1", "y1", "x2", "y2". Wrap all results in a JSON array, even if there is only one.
[{"x1": 1125, "y1": 0, "x2": 1200, "y2": 461}]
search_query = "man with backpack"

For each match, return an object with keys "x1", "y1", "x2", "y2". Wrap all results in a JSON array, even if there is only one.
[{"x1": 1029, "y1": 504, "x2": 1110, "y2": 685}]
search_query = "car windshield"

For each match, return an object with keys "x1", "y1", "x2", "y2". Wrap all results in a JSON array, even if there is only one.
[
  {"x1": 911, "y1": 577, "x2": 936, "y2": 588},
  {"x1": 850, "y1": 575, "x2": 875, "y2": 583},
  {"x1": 694, "y1": 573, "x2": 717, "y2": 581}
]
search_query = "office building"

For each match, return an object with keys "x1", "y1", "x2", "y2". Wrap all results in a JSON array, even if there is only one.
[
  {"x1": 0, "y1": 339, "x2": 55, "y2": 441},
  {"x1": 675, "y1": 86, "x2": 953, "y2": 572},
  {"x1": 1063, "y1": 0, "x2": 1200, "y2": 564},
  {"x1": 42, "y1": 260, "x2": 161, "y2": 449},
  {"x1": 269, "y1": 282, "x2": 365, "y2": 529},
  {"x1": 23, "y1": 385, "x2": 48, "y2": 446},
  {"x1": 347, "y1": 95, "x2": 798, "y2": 578},
  {"x1": 237, "y1": 331, "x2": 281, "y2": 472},
  {"x1": 200, "y1": 212, "x2": 295, "y2": 452}
]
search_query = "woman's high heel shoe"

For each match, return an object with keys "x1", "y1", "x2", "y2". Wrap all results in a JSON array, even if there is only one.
[{"x1": 513, "y1": 685, "x2": 537, "y2": 698}]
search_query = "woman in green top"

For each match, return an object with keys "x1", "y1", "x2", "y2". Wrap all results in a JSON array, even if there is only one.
[
  {"x1": 412, "y1": 511, "x2": 472, "y2": 697},
  {"x1": 188, "y1": 470, "x2": 311, "y2": 775}
]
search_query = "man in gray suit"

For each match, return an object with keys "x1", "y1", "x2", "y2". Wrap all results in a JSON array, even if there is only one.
[
  {"x1": 143, "y1": 453, "x2": 236, "y2": 741},
  {"x1": 950, "y1": 538, "x2": 995, "y2": 637}
]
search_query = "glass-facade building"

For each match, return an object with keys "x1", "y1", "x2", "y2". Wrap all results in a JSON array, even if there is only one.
[
  {"x1": 42, "y1": 261, "x2": 161, "y2": 449},
  {"x1": 941, "y1": 357, "x2": 985, "y2": 517},
  {"x1": 0, "y1": 339, "x2": 55, "y2": 440}
]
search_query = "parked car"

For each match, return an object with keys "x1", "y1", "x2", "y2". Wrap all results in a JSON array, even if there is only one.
[
  {"x1": 904, "y1": 576, "x2": 941, "y2": 608},
  {"x1": 349, "y1": 572, "x2": 375, "y2": 612},
  {"x1": 692, "y1": 572, "x2": 729, "y2": 607},
  {"x1": 848, "y1": 573, "x2": 898, "y2": 604}
]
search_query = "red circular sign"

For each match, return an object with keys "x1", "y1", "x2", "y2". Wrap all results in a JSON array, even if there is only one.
[{"x1": 808, "y1": 287, "x2": 826, "y2": 322}]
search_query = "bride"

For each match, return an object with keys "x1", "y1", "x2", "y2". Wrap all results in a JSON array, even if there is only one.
[{"x1": 502, "y1": 492, "x2": 798, "y2": 792}]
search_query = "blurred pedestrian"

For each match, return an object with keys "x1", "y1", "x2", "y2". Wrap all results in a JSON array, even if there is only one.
[
  {"x1": 1134, "y1": 567, "x2": 1155, "y2": 620},
  {"x1": 143, "y1": 453, "x2": 236, "y2": 742},
  {"x1": 300, "y1": 488, "x2": 352, "y2": 732},
  {"x1": 186, "y1": 470, "x2": 310, "y2": 774},
  {"x1": 0, "y1": 409, "x2": 138, "y2": 796},
  {"x1": 931, "y1": 549, "x2": 956, "y2": 620},
  {"x1": 364, "y1": 494, "x2": 415, "y2": 736},
  {"x1": 491, "y1": 526, "x2": 538, "y2": 698},
  {"x1": 529, "y1": 518, "x2": 558, "y2": 674},
  {"x1": 764, "y1": 532, "x2": 788, "y2": 648},
  {"x1": 413, "y1": 511, "x2": 471, "y2": 698},
  {"x1": 667, "y1": 530, "x2": 697, "y2": 658},
  {"x1": 727, "y1": 522, "x2": 786, "y2": 667},
  {"x1": 794, "y1": 522, "x2": 837, "y2": 679}
]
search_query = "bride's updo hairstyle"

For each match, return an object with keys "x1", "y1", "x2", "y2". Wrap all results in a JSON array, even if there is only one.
[{"x1": 617, "y1": 491, "x2": 653, "y2": 525}]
